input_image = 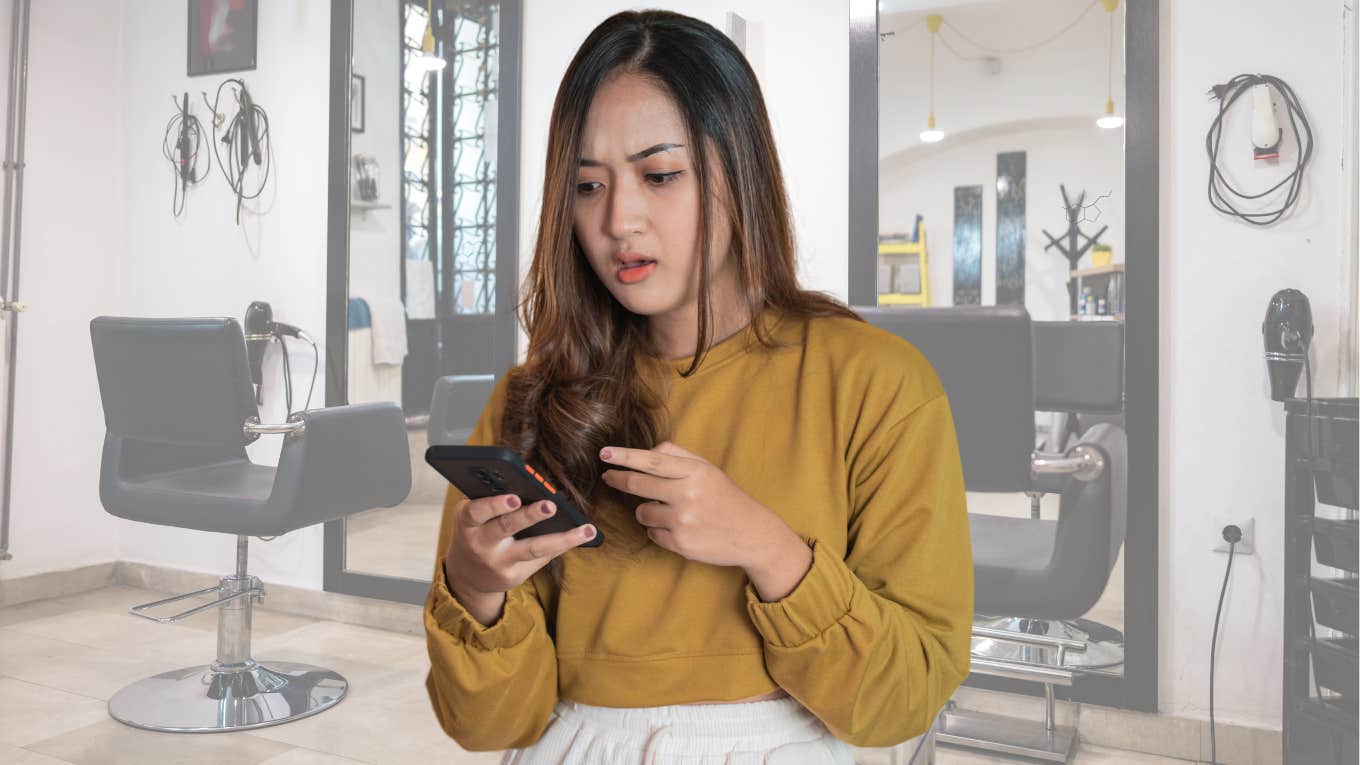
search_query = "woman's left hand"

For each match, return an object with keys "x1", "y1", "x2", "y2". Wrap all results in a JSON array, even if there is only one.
[{"x1": 599, "y1": 441, "x2": 797, "y2": 572}]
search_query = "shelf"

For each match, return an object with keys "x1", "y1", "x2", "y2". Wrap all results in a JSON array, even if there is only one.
[
  {"x1": 1069, "y1": 314, "x2": 1124, "y2": 321},
  {"x1": 1069, "y1": 263, "x2": 1125, "y2": 279},
  {"x1": 878, "y1": 293, "x2": 929, "y2": 306},
  {"x1": 351, "y1": 201, "x2": 392, "y2": 213}
]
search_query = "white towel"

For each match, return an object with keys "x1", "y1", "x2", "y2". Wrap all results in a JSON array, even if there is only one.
[
  {"x1": 404, "y1": 258, "x2": 436, "y2": 319},
  {"x1": 365, "y1": 295, "x2": 408, "y2": 366}
]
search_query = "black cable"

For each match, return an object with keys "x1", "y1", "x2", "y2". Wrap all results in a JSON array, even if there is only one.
[
  {"x1": 161, "y1": 92, "x2": 211, "y2": 217},
  {"x1": 1205, "y1": 74, "x2": 1313, "y2": 226},
  {"x1": 280, "y1": 331, "x2": 293, "y2": 416},
  {"x1": 277, "y1": 333, "x2": 320, "y2": 417},
  {"x1": 1208, "y1": 531, "x2": 1236, "y2": 765},
  {"x1": 299, "y1": 334, "x2": 319, "y2": 412},
  {"x1": 202, "y1": 78, "x2": 272, "y2": 225}
]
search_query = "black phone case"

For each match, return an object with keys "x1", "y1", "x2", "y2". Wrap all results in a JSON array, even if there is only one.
[{"x1": 423, "y1": 444, "x2": 604, "y2": 548}]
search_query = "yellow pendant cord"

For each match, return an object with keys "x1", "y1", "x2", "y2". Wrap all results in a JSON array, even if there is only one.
[
  {"x1": 1104, "y1": 0, "x2": 1118, "y2": 115},
  {"x1": 423, "y1": 0, "x2": 436, "y2": 55},
  {"x1": 926, "y1": 14, "x2": 941, "y2": 129}
]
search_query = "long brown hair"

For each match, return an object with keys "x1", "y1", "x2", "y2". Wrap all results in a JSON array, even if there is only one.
[{"x1": 504, "y1": 9, "x2": 863, "y2": 583}]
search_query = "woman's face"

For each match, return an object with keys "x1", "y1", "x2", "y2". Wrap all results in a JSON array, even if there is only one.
[{"x1": 572, "y1": 71, "x2": 734, "y2": 320}]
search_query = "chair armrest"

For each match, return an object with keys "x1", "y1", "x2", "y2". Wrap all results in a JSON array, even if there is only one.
[
  {"x1": 1057, "y1": 422, "x2": 1128, "y2": 575},
  {"x1": 266, "y1": 402, "x2": 412, "y2": 533}
]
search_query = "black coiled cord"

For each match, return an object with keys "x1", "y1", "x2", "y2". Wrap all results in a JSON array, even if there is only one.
[
  {"x1": 161, "y1": 92, "x2": 211, "y2": 217},
  {"x1": 202, "y1": 78, "x2": 272, "y2": 225},
  {"x1": 1205, "y1": 73, "x2": 1313, "y2": 226}
]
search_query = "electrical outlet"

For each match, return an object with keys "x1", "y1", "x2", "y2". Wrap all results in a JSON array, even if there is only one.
[{"x1": 1212, "y1": 517, "x2": 1255, "y2": 555}]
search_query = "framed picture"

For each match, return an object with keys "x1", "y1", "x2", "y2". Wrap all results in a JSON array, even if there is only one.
[
  {"x1": 351, "y1": 73, "x2": 366, "y2": 133},
  {"x1": 187, "y1": 0, "x2": 258, "y2": 77}
]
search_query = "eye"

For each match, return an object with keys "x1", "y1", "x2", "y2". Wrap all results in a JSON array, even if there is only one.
[
  {"x1": 645, "y1": 171, "x2": 683, "y2": 187},
  {"x1": 576, "y1": 181, "x2": 602, "y2": 197}
]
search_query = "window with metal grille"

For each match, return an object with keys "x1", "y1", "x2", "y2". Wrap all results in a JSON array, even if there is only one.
[{"x1": 401, "y1": 0, "x2": 499, "y2": 316}]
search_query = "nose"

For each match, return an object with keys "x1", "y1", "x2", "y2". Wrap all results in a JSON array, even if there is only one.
[{"x1": 605, "y1": 178, "x2": 646, "y2": 240}]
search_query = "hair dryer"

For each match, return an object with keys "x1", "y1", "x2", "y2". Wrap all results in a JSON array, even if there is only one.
[
  {"x1": 1262, "y1": 288, "x2": 1313, "y2": 401},
  {"x1": 244, "y1": 301, "x2": 273, "y2": 394}
]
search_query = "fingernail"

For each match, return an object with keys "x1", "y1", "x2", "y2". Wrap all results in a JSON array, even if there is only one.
[
  {"x1": 541, "y1": 502, "x2": 555, "y2": 515},
  {"x1": 583, "y1": 525, "x2": 595, "y2": 538},
  {"x1": 600, "y1": 448, "x2": 612, "y2": 459},
  {"x1": 507, "y1": 496, "x2": 519, "y2": 509}
]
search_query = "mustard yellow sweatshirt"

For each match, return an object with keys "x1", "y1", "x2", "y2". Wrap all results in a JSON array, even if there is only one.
[{"x1": 423, "y1": 307, "x2": 973, "y2": 751}]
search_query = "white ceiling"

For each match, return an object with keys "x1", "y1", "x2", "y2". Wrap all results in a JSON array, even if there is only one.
[{"x1": 878, "y1": 0, "x2": 1025, "y2": 16}]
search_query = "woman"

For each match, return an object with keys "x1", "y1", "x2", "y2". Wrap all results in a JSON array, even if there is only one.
[{"x1": 423, "y1": 9, "x2": 973, "y2": 764}]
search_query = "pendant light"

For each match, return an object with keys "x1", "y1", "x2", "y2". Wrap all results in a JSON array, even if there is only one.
[
  {"x1": 1096, "y1": 0, "x2": 1124, "y2": 129},
  {"x1": 414, "y1": 0, "x2": 446, "y2": 73},
  {"x1": 919, "y1": 14, "x2": 945, "y2": 143}
]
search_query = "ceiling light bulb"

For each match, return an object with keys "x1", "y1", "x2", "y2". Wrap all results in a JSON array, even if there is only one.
[
  {"x1": 1097, "y1": 98, "x2": 1123, "y2": 129},
  {"x1": 417, "y1": 16, "x2": 445, "y2": 72},
  {"x1": 920, "y1": 112, "x2": 944, "y2": 143}
]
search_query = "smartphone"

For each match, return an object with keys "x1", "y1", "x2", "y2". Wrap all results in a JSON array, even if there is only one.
[{"x1": 424, "y1": 444, "x2": 604, "y2": 548}]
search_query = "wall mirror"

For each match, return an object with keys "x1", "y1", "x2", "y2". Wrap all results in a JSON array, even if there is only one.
[
  {"x1": 324, "y1": 0, "x2": 522, "y2": 604},
  {"x1": 851, "y1": 0, "x2": 1158, "y2": 713}
]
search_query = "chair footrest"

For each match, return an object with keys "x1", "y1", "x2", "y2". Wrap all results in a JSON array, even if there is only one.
[
  {"x1": 938, "y1": 707, "x2": 1076, "y2": 762},
  {"x1": 968, "y1": 655, "x2": 1076, "y2": 685},
  {"x1": 129, "y1": 582, "x2": 264, "y2": 624}
]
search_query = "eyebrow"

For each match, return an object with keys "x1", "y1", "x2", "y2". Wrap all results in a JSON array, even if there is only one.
[{"x1": 579, "y1": 143, "x2": 685, "y2": 167}]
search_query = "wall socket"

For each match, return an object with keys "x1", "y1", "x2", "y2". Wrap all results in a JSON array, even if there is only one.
[{"x1": 1212, "y1": 517, "x2": 1255, "y2": 555}]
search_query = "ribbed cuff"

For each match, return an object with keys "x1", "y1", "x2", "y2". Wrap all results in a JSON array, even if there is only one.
[
  {"x1": 744, "y1": 535, "x2": 856, "y2": 648},
  {"x1": 430, "y1": 554, "x2": 537, "y2": 651}
]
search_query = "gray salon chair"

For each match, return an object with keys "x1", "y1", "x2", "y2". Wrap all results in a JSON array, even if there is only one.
[
  {"x1": 427, "y1": 373, "x2": 496, "y2": 446},
  {"x1": 860, "y1": 306, "x2": 1128, "y2": 764},
  {"x1": 89, "y1": 316, "x2": 412, "y2": 733},
  {"x1": 985, "y1": 320, "x2": 1127, "y2": 670}
]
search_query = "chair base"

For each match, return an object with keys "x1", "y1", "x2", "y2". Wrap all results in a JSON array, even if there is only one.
[
  {"x1": 937, "y1": 703, "x2": 1076, "y2": 763},
  {"x1": 972, "y1": 616, "x2": 1124, "y2": 669},
  {"x1": 108, "y1": 659, "x2": 348, "y2": 733}
]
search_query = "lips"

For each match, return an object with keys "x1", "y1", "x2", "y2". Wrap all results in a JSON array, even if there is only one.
[{"x1": 614, "y1": 252, "x2": 657, "y2": 269}]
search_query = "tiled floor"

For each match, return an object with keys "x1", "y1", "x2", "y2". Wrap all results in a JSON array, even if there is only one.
[{"x1": 0, "y1": 584, "x2": 1188, "y2": 765}]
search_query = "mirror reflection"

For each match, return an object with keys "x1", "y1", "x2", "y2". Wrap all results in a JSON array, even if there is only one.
[
  {"x1": 344, "y1": 0, "x2": 506, "y2": 580},
  {"x1": 878, "y1": 0, "x2": 1127, "y2": 681}
]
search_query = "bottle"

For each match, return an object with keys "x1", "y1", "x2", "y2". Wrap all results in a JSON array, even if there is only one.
[
  {"x1": 1097, "y1": 297, "x2": 1107, "y2": 316},
  {"x1": 1106, "y1": 276, "x2": 1119, "y2": 317},
  {"x1": 1083, "y1": 286, "x2": 1097, "y2": 318},
  {"x1": 1078, "y1": 286, "x2": 1090, "y2": 316}
]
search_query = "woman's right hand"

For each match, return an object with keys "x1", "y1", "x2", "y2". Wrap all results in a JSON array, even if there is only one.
[{"x1": 443, "y1": 493, "x2": 596, "y2": 624}]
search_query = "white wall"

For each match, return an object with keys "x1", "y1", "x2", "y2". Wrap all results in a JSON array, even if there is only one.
[
  {"x1": 2, "y1": 0, "x2": 128, "y2": 580},
  {"x1": 1160, "y1": 0, "x2": 1355, "y2": 730},
  {"x1": 350, "y1": 0, "x2": 402, "y2": 316}
]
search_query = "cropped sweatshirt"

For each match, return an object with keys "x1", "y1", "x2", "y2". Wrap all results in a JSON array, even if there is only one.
[{"x1": 423, "y1": 307, "x2": 973, "y2": 751}]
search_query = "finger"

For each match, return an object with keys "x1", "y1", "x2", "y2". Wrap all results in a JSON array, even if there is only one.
[
  {"x1": 458, "y1": 493, "x2": 522, "y2": 528},
  {"x1": 653, "y1": 440, "x2": 704, "y2": 461},
  {"x1": 483, "y1": 499, "x2": 560, "y2": 540},
  {"x1": 599, "y1": 445, "x2": 690, "y2": 479},
  {"x1": 511, "y1": 522, "x2": 598, "y2": 563},
  {"x1": 646, "y1": 525, "x2": 676, "y2": 552},
  {"x1": 602, "y1": 468, "x2": 675, "y2": 502},
  {"x1": 634, "y1": 500, "x2": 672, "y2": 530}
]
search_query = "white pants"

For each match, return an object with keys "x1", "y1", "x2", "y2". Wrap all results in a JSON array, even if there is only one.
[{"x1": 499, "y1": 695, "x2": 858, "y2": 764}]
